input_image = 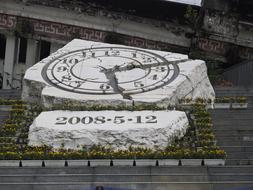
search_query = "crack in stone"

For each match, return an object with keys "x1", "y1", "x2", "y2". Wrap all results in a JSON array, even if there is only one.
[
  {"x1": 98, "y1": 58, "x2": 189, "y2": 100},
  {"x1": 99, "y1": 65, "x2": 132, "y2": 100}
]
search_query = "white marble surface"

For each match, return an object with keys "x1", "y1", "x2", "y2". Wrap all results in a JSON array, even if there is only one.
[
  {"x1": 28, "y1": 110, "x2": 189, "y2": 150},
  {"x1": 22, "y1": 39, "x2": 215, "y2": 107}
]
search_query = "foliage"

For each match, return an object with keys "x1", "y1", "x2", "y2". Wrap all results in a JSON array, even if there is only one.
[
  {"x1": 178, "y1": 97, "x2": 212, "y2": 105},
  {"x1": 0, "y1": 99, "x2": 226, "y2": 160},
  {"x1": 0, "y1": 99, "x2": 25, "y2": 105},
  {"x1": 14, "y1": 19, "x2": 33, "y2": 37},
  {"x1": 184, "y1": 5, "x2": 198, "y2": 29},
  {"x1": 231, "y1": 96, "x2": 247, "y2": 103},
  {"x1": 51, "y1": 102, "x2": 166, "y2": 111},
  {"x1": 215, "y1": 96, "x2": 247, "y2": 103}
]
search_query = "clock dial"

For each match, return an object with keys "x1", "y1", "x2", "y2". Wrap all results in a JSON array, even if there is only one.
[{"x1": 42, "y1": 47, "x2": 180, "y2": 98}]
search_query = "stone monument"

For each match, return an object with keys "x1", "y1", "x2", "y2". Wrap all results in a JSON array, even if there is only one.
[{"x1": 22, "y1": 39, "x2": 215, "y2": 150}]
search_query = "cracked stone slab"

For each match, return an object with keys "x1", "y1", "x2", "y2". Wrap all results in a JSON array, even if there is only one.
[
  {"x1": 22, "y1": 39, "x2": 215, "y2": 108},
  {"x1": 28, "y1": 110, "x2": 189, "y2": 150}
]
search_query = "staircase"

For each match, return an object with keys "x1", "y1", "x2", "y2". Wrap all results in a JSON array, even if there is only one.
[
  {"x1": 0, "y1": 88, "x2": 253, "y2": 190},
  {"x1": 0, "y1": 90, "x2": 21, "y2": 127},
  {"x1": 0, "y1": 166, "x2": 252, "y2": 190},
  {"x1": 223, "y1": 59, "x2": 253, "y2": 87},
  {"x1": 0, "y1": 90, "x2": 21, "y2": 100},
  {"x1": 0, "y1": 110, "x2": 9, "y2": 127},
  {"x1": 211, "y1": 87, "x2": 253, "y2": 165},
  {"x1": 214, "y1": 87, "x2": 253, "y2": 108},
  {"x1": 208, "y1": 166, "x2": 253, "y2": 190}
]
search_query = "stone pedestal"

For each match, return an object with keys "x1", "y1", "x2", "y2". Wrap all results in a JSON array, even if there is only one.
[{"x1": 28, "y1": 110, "x2": 189, "y2": 150}]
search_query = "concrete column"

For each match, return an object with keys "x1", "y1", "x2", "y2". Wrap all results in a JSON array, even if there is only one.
[
  {"x1": 3, "y1": 35, "x2": 19, "y2": 89},
  {"x1": 50, "y1": 42, "x2": 63, "y2": 54},
  {"x1": 25, "y1": 39, "x2": 39, "y2": 68}
]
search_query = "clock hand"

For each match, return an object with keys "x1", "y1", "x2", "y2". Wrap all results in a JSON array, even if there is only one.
[
  {"x1": 101, "y1": 66, "x2": 132, "y2": 100},
  {"x1": 115, "y1": 59, "x2": 189, "y2": 72},
  {"x1": 98, "y1": 58, "x2": 189, "y2": 99},
  {"x1": 97, "y1": 66, "x2": 107, "y2": 72},
  {"x1": 96, "y1": 61, "x2": 139, "y2": 73}
]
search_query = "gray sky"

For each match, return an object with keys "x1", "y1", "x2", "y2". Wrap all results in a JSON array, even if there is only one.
[{"x1": 164, "y1": 0, "x2": 202, "y2": 6}]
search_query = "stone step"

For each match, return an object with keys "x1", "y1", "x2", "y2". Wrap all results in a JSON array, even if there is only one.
[
  {"x1": 214, "y1": 128, "x2": 253, "y2": 132},
  {"x1": 212, "y1": 118, "x2": 253, "y2": 122},
  {"x1": 0, "y1": 93, "x2": 21, "y2": 97},
  {"x1": 213, "y1": 121, "x2": 253, "y2": 125},
  {"x1": 211, "y1": 114, "x2": 253, "y2": 119},
  {"x1": 212, "y1": 88, "x2": 253, "y2": 165},
  {"x1": 0, "y1": 166, "x2": 208, "y2": 175},
  {"x1": 214, "y1": 87, "x2": 253, "y2": 95},
  {"x1": 0, "y1": 111, "x2": 9, "y2": 114},
  {"x1": 0, "y1": 113, "x2": 9, "y2": 116},
  {"x1": 0, "y1": 94, "x2": 21, "y2": 97},
  {"x1": 0, "y1": 167, "x2": 252, "y2": 190},
  {"x1": 0, "y1": 177, "x2": 252, "y2": 190},
  {"x1": 214, "y1": 89, "x2": 253, "y2": 92},
  {"x1": 0, "y1": 93, "x2": 21, "y2": 96},
  {"x1": 216, "y1": 141, "x2": 253, "y2": 146},
  {"x1": 0, "y1": 114, "x2": 9, "y2": 119},
  {"x1": 213, "y1": 124, "x2": 253, "y2": 128},
  {"x1": 214, "y1": 126, "x2": 248, "y2": 130},
  {"x1": 214, "y1": 87, "x2": 253, "y2": 91},
  {"x1": 214, "y1": 125, "x2": 253, "y2": 129},
  {"x1": 0, "y1": 93, "x2": 21, "y2": 99},
  {"x1": 0, "y1": 90, "x2": 21, "y2": 93},
  {"x1": 0, "y1": 173, "x2": 253, "y2": 183},
  {"x1": 215, "y1": 132, "x2": 253, "y2": 136},
  {"x1": 215, "y1": 135, "x2": 253, "y2": 142},
  {"x1": 0, "y1": 112, "x2": 9, "y2": 116},
  {"x1": 211, "y1": 111, "x2": 253, "y2": 117},
  {"x1": 216, "y1": 92, "x2": 253, "y2": 96},
  {"x1": 0, "y1": 174, "x2": 210, "y2": 183},
  {"x1": 208, "y1": 166, "x2": 253, "y2": 173},
  {"x1": 212, "y1": 114, "x2": 253, "y2": 118},
  {"x1": 0, "y1": 182, "x2": 215, "y2": 190},
  {"x1": 0, "y1": 105, "x2": 12, "y2": 111},
  {"x1": 212, "y1": 115, "x2": 253, "y2": 119},
  {"x1": 0, "y1": 90, "x2": 21, "y2": 95},
  {"x1": 211, "y1": 112, "x2": 253, "y2": 115},
  {"x1": 215, "y1": 91, "x2": 253, "y2": 96},
  {"x1": 221, "y1": 146, "x2": 253, "y2": 152},
  {"x1": 211, "y1": 112, "x2": 253, "y2": 116},
  {"x1": 225, "y1": 159, "x2": 253, "y2": 165},
  {"x1": 209, "y1": 174, "x2": 253, "y2": 181},
  {"x1": 226, "y1": 152, "x2": 253, "y2": 159},
  {"x1": 214, "y1": 124, "x2": 253, "y2": 128},
  {"x1": 214, "y1": 127, "x2": 253, "y2": 131},
  {"x1": 214, "y1": 134, "x2": 253, "y2": 138},
  {"x1": 209, "y1": 109, "x2": 253, "y2": 116},
  {"x1": 1, "y1": 166, "x2": 253, "y2": 174},
  {"x1": 213, "y1": 183, "x2": 253, "y2": 190},
  {"x1": 214, "y1": 130, "x2": 253, "y2": 136},
  {"x1": 215, "y1": 140, "x2": 251, "y2": 145}
]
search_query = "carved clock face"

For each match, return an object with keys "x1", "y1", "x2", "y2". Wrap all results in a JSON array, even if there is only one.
[{"x1": 42, "y1": 47, "x2": 179, "y2": 99}]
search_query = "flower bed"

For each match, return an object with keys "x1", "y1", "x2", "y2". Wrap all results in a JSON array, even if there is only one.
[
  {"x1": 0, "y1": 99, "x2": 226, "y2": 161},
  {"x1": 214, "y1": 96, "x2": 248, "y2": 109}
]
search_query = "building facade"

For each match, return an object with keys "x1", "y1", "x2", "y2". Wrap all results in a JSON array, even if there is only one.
[{"x1": 0, "y1": 0, "x2": 252, "y2": 89}]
